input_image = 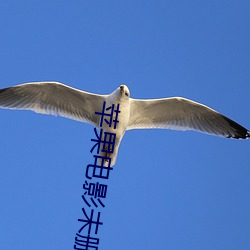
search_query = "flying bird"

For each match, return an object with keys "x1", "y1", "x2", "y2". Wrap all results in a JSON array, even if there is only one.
[{"x1": 0, "y1": 82, "x2": 249, "y2": 166}]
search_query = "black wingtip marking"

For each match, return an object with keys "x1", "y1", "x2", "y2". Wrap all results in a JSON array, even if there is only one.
[
  {"x1": 247, "y1": 131, "x2": 250, "y2": 138},
  {"x1": 222, "y1": 115, "x2": 249, "y2": 139}
]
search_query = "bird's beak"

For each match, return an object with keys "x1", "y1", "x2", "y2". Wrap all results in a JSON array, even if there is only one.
[{"x1": 120, "y1": 85, "x2": 124, "y2": 93}]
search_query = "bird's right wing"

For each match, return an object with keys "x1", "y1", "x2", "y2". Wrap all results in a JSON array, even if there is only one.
[
  {"x1": 0, "y1": 82, "x2": 106, "y2": 126},
  {"x1": 128, "y1": 97, "x2": 249, "y2": 139}
]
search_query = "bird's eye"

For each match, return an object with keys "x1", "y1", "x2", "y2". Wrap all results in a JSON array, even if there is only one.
[{"x1": 125, "y1": 92, "x2": 129, "y2": 97}]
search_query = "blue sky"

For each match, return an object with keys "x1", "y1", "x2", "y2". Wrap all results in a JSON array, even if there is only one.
[{"x1": 0, "y1": 1, "x2": 249, "y2": 249}]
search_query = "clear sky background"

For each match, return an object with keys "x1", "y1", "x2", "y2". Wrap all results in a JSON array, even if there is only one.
[{"x1": 0, "y1": 1, "x2": 249, "y2": 250}]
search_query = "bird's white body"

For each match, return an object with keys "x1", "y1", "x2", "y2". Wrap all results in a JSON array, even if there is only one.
[
  {"x1": 0, "y1": 82, "x2": 249, "y2": 167},
  {"x1": 98, "y1": 86, "x2": 131, "y2": 166}
]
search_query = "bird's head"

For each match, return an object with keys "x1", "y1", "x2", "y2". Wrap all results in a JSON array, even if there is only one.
[
  {"x1": 119, "y1": 84, "x2": 130, "y2": 99},
  {"x1": 110, "y1": 84, "x2": 130, "y2": 103}
]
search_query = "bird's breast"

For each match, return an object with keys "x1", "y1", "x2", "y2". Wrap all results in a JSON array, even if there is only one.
[{"x1": 101, "y1": 99, "x2": 130, "y2": 139}]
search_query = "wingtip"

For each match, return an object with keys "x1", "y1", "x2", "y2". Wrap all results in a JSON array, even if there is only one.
[
  {"x1": 230, "y1": 130, "x2": 250, "y2": 139},
  {"x1": 222, "y1": 115, "x2": 250, "y2": 139},
  {"x1": 247, "y1": 131, "x2": 250, "y2": 139}
]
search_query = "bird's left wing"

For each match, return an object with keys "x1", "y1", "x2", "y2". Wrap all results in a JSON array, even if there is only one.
[
  {"x1": 0, "y1": 82, "x2": 106, "y2": 126},
  {"x1": 128, "y1": 97, "x2": 249, "y2": 139}
]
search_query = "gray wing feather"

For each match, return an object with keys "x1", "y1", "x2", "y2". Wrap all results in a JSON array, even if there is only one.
[
  {"x1": 128, "y1": 97, "x2": 249, "y2": 139},
  {"x1": 0, "y1": 82, "x2": 106, "y2": 126}
]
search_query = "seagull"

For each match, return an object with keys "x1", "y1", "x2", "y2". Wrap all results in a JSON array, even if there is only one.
[{"x1": 0, "y1": 82, "x2": 249, "y2": 166}]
